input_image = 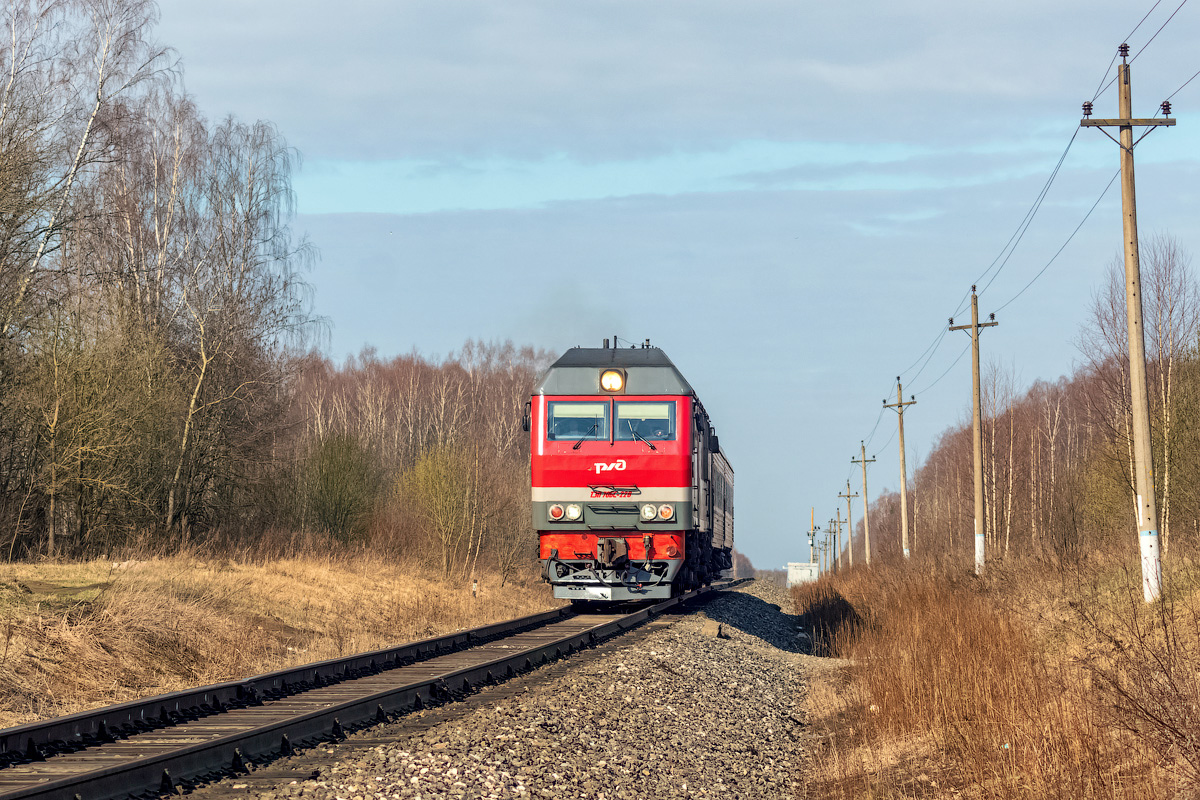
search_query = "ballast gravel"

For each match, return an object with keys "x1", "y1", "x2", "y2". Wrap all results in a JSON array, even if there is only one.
[{"x1": 204, "y1": 580, "x2": 810, "y2": 800}]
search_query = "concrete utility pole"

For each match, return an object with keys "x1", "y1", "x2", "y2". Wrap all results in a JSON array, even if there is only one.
[
  {"x1": 825, "y1": 521, "x2": 836, "y2": 574},
  {"x1": 834, "y1": 508, "x2": 843, "y2": 572},
  {"x1": 851, "y1": 442, "x2": 876, "y2": 565},
  {"x1": 950, "y1": 287, "x2": 997, "y2": 575},
  {"x1": 1081, "y1": 44, "x2": 1174, "y2": 602},
  {"x1": 808, "y1": 507, "x2": 818, "y2": 566},
  {"x1": 838, "y1": 480, "x2": 858, "y2": 569},
  {"x1": 884, "y1": 379, "x2": 917, "y2": 559}
]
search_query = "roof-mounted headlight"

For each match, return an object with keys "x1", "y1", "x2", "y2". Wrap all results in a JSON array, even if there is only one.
[{"x1": 600, "y1": 369, "x2": 625, "y2": 392}]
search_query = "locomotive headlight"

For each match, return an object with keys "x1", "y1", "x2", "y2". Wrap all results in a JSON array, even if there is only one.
[
  {"x1": 565, "y1": 503, "x2": 582, "y2": 521},
  {"x1": 658, "y1": 504, "x2": 674, "y2": 520},
  {"x1": 640, "y1": 504, "x2": 658, "y2": 521},
  {"x1": 600, "y1": 369, "x2": 625, "y2": 392},
  {"x1": 548, "y1": 504, "x2": 565, "y2": 521}
]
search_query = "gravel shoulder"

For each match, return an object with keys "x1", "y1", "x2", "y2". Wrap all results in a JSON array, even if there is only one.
[{"x1": 193, "y1": 579, "x2": 814, "y2": 800}]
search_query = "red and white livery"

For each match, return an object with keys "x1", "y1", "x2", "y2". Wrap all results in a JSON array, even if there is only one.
[{"x1": 525, "y1": 342, "x2": 733, "y2": 602}]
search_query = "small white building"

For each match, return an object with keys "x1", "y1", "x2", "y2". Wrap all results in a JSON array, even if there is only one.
[{"x1": 787, "y1": 562, "x2": 819, "y2": 588}]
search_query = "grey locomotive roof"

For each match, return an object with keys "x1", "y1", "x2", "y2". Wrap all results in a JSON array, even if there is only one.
[{"x1": 534, "y1": 347, "x2": 695, "y2": 395}]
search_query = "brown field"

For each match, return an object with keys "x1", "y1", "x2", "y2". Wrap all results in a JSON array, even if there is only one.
[
  {"x1": 0, "y1": 555, "x2": 560, "y2": 729},
  {"x1": 793, "y1": 554, "x2": 1200, "y2": 799}
]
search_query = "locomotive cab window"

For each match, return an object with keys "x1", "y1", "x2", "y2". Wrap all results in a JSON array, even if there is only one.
[
  {"x1": 615, "y1": 401, "x2": 676, "y2": 441},
  {"x1": 547, "y1": 401, "x2": 610, "y2": 441}
]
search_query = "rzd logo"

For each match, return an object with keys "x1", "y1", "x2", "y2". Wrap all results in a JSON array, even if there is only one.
[{"x1": 593, "y1": 459, "x2": 627, "y2": 474}]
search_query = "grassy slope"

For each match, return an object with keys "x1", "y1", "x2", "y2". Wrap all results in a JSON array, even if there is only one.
[
  {"x1": 792, "y1": 554, "x2": 1200, "y2": 799},
  {"x1": 0, "y1": 556, "x2": 560, "y2": 728}
]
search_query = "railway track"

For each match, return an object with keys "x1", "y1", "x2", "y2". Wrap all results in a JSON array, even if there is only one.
[{"x1": 0, "y1": 583, "x2": 735, "y2": 800}]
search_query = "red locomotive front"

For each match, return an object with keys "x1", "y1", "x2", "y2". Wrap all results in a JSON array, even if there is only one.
[{"x1": 525, "y1": 342, "x2": 733, "y2": 602}]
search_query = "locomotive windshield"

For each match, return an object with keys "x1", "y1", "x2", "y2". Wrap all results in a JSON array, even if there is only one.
[
  {"x1": 547, "y1": 401, "x2": 610, "y2": 441},
  {"x1": 615, "y1": 401, "x2": 676, "y2": 441}
]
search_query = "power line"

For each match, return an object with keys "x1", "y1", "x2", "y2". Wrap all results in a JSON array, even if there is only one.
[
  {"x1": 862, "y1": 403, "x2": 887, "y2": 449},
  {"x1": 1165, "y1": 63, "x2": 1200, "y2": 101},
  {"x1": 898, "y1": 326, "x2": 946, "y2": 377},
  {"x1": 900, "y1": 2, "x2": 1178, "y2": 393},
  {"x1": 971, "y1": 0, "x2": 1178, "y2": 303},
  {"x1": 992, "y1": 9, "x2": 1191, "y2": 314},
  {"x1": 1092, "y1": 50, "x2": 1122, "y2": 103},
  {"x1": 883, "y1": 121, "x2": 1080, "y2": 415},
  {"x1": 875, "y1": 424, "x2": 898, "y2": 457},
  {"x1": 907, "y1": 328, "x2": 949, "y2": 386},
  {"x1": 1093, "y1": 0, "x2": 1165, "y2": 101},
  {"x1": 1130, "y1": 0, "x2": 1189, "y2": 63},
  {"x1": 1097, "y1": 0, "x2": 1190, "y2": 96},
  {"x1": 977, "y1": 128, "x2": 1081, "y2": 296},
  {"x1": 886, "y1": 124, "x2": 1079, "y2": 422},
  {"x1": 1127, "y1": 0, "x2": 1167, "y2": 42},
  {"x1": 848, "y1": 4, "x2": 1188, "y2": 475},
  {"x1": 911, "y1": 341, "x2": 970, "y2": 396},
  {"x1": 993, "y1": 169, "x2": 1121, "y2": 313}
]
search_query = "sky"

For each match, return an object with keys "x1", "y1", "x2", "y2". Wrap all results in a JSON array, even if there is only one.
[{"x1": 156, "y1": 0, "x2": 1200, "y2": 570}]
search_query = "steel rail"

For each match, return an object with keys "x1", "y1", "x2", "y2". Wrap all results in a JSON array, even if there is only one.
[
  {"x1": 0, "y1": 607, "x2": 571, "y2": 764},
  {"x1": 0, "y1": 583, "x2": 734, "y2": 800}
]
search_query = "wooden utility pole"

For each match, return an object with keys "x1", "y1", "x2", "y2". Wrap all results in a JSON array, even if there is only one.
[
  {"x1": 950, "y1": 287, "x2": 997, "y2": 575},
  {"x1": 884, "y1": 379, "x2": 917, "y2": 559},
  {"x1": 1081, "y1": 43, "x2": 1173, "y2": 602},
  {"x1": 851, "y1": 442, "x2": 876, "y2": 565},
  {"x1": 838, "y1": 480, "x2": 858, "y2": 568}
]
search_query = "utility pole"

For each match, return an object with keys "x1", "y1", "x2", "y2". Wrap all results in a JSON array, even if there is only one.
[
  {"x1": 838, "y1": 480, "x2": 858, "y2": 569},
  {"x1": 884, "y1": 379, "x2": 917, "y2": 559},
  {"x1": 950, "y1": 287, "x2": 997, "y2": 575},
  {"x1": 808, "y1": 507, "x2": 818, "y2": 566},
  {"x1": 1081, "y1": 43, "x2": 1173, "y2": 602},
  {"x1": 834, "y1": 508, "x2": 843, "y2": 572},
  {"x1": 851, "y1": 442, "x2": 876, "y2": 565},
  {"x1": 825, "y1": 521, "x2": 836, "y2": 574}
]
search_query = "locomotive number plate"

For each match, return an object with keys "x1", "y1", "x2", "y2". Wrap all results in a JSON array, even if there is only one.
[{"x1": 576, "y1": 585, "x2": 612, "y2": 600}]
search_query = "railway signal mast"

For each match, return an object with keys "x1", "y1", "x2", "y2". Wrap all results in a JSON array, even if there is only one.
[
  {"x1": 1081, "y1": 43, "x2": 1174, "y2": 601},
  {"x1": 884, "y1": 380, "x2": 917, "y2": 559},
  {"x1": 950, "y1": 288, "x2": 997, "y2": 576}
]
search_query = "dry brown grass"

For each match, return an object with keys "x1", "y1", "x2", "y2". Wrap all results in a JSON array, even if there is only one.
[
  {"x1": 793, "y1": 559, "x2": 1193, "y2": 799},
  {"x1": 0, "y1": 554, "x2": 559, "y2": 728}
]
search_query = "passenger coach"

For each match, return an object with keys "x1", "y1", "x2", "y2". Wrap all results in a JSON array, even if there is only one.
[{"x1": 524, "y1": 341, "x2": 733, "y2": 602}]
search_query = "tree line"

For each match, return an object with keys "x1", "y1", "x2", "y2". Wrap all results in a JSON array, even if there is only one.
[
  {"x1": 857, "y1": 234, "x2": 1200, "y2": 568},
  {"x1": 273, "y1": 344, "x2": 553, "y2": 581},
  {"x1": 0, "y1": 1, "x2": 554, "y2": 578}
]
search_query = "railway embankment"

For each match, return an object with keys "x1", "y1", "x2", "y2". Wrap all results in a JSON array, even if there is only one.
[
  {"x1": 189, "y1": 580, "x2": 811, "y2": 800},
  {"x1": 790, "y1": 557, "x2": 1200, "y2": 799},
  {"x1": 0, "y1": 556, "x2": 558, "y2": 729}
]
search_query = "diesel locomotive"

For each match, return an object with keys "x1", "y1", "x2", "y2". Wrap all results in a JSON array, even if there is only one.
[{"x1": 524, "y1": 341, "x2": 733, "y2": 602}]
